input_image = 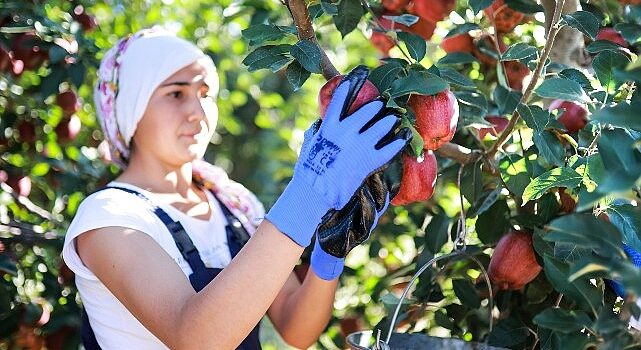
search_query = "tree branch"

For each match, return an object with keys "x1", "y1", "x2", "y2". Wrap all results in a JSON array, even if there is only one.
[
  {"x1": 285, "y1": 0, "x2": 339, "y2": 79},
  {"x1": 487, "y1": 0, "x2": 567, "y2": 158},
  {"x1": 0, "y1": 182, "x2": 61, "y2": 223}
]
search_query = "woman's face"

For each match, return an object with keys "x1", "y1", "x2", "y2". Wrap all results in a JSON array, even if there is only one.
[{"x1": 131, "y1": 60, "x2": 218, "y2": 167}]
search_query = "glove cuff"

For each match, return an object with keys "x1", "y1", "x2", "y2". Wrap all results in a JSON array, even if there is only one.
[
  {"x1": 265, "y1": 175, "x2": 330, "y2": 248},
  {"x1": 311, "y1": 238, "x2": 345, "y2": 280}
]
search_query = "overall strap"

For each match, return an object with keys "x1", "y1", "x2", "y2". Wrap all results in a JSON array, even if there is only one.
[{"x1": 96, "y1": 186, "x2": 208, "y2": 274}]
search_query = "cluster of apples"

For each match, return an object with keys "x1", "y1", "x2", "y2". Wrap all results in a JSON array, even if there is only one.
[
  {"x1": 319, "y1": 74, "x2": 459, "y2": 206},
  {"x1": 371, "y1": 0, "x2": 455, "y2": 56}
]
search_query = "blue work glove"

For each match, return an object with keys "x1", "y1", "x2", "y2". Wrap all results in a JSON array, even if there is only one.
[
  {"x1": 311, "y1": 191, "x2": 391, "y2": 280},
  {"x1": 266, "y1": 66, "x2": 411, "y2": 248}
]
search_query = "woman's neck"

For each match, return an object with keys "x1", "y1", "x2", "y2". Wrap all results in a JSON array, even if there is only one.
[{"x1": 116, "y1": 152, "x2": 195, "y2": 198}]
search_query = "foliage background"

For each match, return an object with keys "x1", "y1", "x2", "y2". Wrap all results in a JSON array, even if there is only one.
[{"x1": 1, "y1": 0, "x2": 641, "y2": 349}]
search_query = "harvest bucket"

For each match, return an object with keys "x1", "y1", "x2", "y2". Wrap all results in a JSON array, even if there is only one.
[{"x1": 346, "y1": 251, "x2": 507, "y2": 350}]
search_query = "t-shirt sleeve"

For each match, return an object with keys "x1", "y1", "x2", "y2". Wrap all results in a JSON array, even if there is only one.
[{"x1": 62, "y1": 189, "x2": 159, "y2": 281}]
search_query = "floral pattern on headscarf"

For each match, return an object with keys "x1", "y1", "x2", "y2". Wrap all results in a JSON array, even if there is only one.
[
  {"x1": 192, "y1": 159, "x2": 265, "y2": 236},
  {"x1": 94, "y1": 27, "x2": 163, "y2": 168}
]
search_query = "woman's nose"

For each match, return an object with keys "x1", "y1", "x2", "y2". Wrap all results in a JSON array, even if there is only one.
[{"x1": 187, "y1": 96, "x2": 207, "y2": 123}]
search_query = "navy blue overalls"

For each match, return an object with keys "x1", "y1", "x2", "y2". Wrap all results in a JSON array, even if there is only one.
[{"x1": 80, "y1": 186, "x2": 262, "y2": 349}]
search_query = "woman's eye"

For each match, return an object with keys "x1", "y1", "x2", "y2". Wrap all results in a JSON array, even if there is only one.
[{"x1": 170, "y1": 91, "x2": 183, "y2": 99}]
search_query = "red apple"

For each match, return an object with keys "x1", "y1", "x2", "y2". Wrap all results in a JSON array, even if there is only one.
[
  {"x1": 558, "y1": 188, "x2": 576, "y2": 214},
  {"x1": 7, "y1": 175, "x2": 31, "y2": 197},
  {"x1": 620, "y1": 0, "x2": 641, "y2": 4},
  {"x1": 371, "y1": 31, "x2": 395, "y2": 56},
  {"x1": 441, "y1": 33, "x2": 474, "y2": 53},
  {"x1": 56, "y1": 90, "x2": 80, "y2": 116},
  {"x1": 407, "y1": 17, "x2": 437, "y2": 41},
  {"x1": 505, "y1": 60, "x2": 530, "y2": 91},
  {"x1": 55, "y1": 115, "x2": 81, "y2": 142},
  {"x1": 11, "y1": 33, "x2": 48, "y2": 71},
  {"x1": 484, "y1": 0, "x2": 525, "y2": 33},
  {"x1": 488, "y1": 230, "x2": 542, "y2": 290},
  {"x1": 548, "y1": 99, "x2": 589, "y2": 133},
  {"x1": 391, "y1": 151, "x2": 438, "y2": 206},
  {"x1": 319, "y1": 75, "x2": 380, "y2": 119},
  {"x1": 382, "y1": 0, "x2": 411, "y2": 12},
  {"x1": 409, "y1": 89, "x2": 459, "y2": 150},
  {"x1": 478, "y1": 115, "x2": 509, "y2": 139},
  {"x1": 596, "y1": 27, "x2": 628, "y2": 48},
  {"x1": 16, "y1": 120, "x2": 37, "y2": 144},
  {"x1": 473, "y1": 34, "x2": 507, "y2": 66},
  {"x1": 412, "y1": 0, "x2": 456, "y2": 22},
  {"x1": 72, "y1": 5, "x2": 98, "y2": 32}
]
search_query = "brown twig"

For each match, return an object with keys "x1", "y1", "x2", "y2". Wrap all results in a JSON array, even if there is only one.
[
  {"x1": 284, "y1": 0, "x2": 339, "y2": 80},
  {"x1": 0, "y1": 182, "x2": 61, "y2": 223},
  {"x1": 486, "y1": 0, "x2": 567, "y2": 158}
]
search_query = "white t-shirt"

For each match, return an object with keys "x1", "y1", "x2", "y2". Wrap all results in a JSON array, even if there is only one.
[{"x1": 62, "y1": 181, "x2": 234, "y2": 349}]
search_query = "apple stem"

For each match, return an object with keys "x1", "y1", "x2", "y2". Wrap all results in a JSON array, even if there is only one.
[
  {"x1": 486, "y1": 0, "x2": 567, "y2": 160},
  {"x1": 285, "y1": 0, "x2": 340, "y2": 80},
  {"x1": 360, "y1": 0, "x2": 416, "y2": 64}
]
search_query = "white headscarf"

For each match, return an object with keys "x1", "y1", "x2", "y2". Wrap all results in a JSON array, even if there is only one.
[{"x1": 94, "y1": 27, "x2": 218, "y2": 167}]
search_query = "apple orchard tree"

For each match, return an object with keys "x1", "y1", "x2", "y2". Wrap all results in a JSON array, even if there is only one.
[{"x1": 1, "y1": 0, "x2": 641, "y2": 349}]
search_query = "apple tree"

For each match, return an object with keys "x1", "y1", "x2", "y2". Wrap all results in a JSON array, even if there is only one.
[{"x1": 241, "y1": 0, "x2": 641, "y2": 348}]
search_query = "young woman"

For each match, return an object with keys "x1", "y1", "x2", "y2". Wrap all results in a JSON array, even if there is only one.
[{"x1": 62, "y1": 27, "x2": 410, "y2": 349}]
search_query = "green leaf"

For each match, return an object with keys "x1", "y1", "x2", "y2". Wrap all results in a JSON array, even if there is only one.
[
  {"x1": 382, "y1": 14, "x2": 419, "y2": 27},
  {"x1": 543, "y1": 255, "x2": 603, "y2": 313},
  {"x1": 437, "y1": 52, "x2": 478, "y2": 65},
  {"x1": 505, "y1": 0, "x2": 544, "y2": 14},
  {"x1": 401, "y1": 117, "x2": 424, "y2": 156},
  {"x1": 545, "y1": 214, "x2": 623, "y2": 257},
  {"x1": 592, "y1": 50, "x2": 631, "y2": 88},
  {"x1": 333, "y1": 0, "x2": 364, "y2": 38},
  {"x1": 607, "y1": 203, "x2": 641, "y2": 253},
  {"x1": 445, "y1": 23, "x2": 481, "y2": 38},
  {"x1": 586, "y1": 40, "x2": 627, "y2": 54},
  {"x1": 0, "y1": 255, "x2": 17, "y2": 276},
  {"x1": 597, "y1": 128, "x2": 641, "y2": 193},
  {"x1": 452, "y1": 279, "x2": 481, "y2": 308},
  {"x1": 533, "y1": 308, "x2": 592, "y2": 333},
  {"x1": 469, "y1": 0, "x2": 494, "y2": 14},
  {"x1": 388, "y1": 70, "x2": 448, "y2": 98},
  {"x1": 285, "y1": 61, "x2": 311, "y2": 91},
  {"x1": 561, "y1": 11, "x2": 600, "y2": 39},
  {"x1": 397, "y1": 32, "x2": 426, "y2": 62},
  {"x1": 468, "y1": 187, "x2": 502, "y2": 217},
  {"x1": 534, "y1": 78, "x2": 589, "y2": 104},
  {"x1": 494, "y1": 85, "x2": 522, "y2": 115},
  {"x1": 424, "y1": 213, "x2": 450, "y2": 254},
  {"x1": 242, "y1": 44, "x2": 292, "y2": 72},
  {"x1": 489, "y1": 316, "x2": 530, "y2": 347},
  {"x1": 517, "y1": 104, "x2": 553, "y2": 133},
  {"x1": 30, "y1": 162, "x2": 50, "y2": 177},
  {"x1": 68, "y1": 62, "x2": 86, "y2": 89},
  {"x1": 501, "y1": 43, "x2": 538, "y2": 61},
  {"x1": 290, "y1": 40, "x2": 322, "y2": 73},
  {"x1": 321, "y1": 0, "x2": 338, "y2": 15},
  {"x1": 559, "y1": 68, "x2": 593, "y2": 92},
  {"x1": 476, "y1": 199, "x2": 510, "y2": 244},
  {"x1": 439, "y1": 67, "x2": 475, "y2": 87},
  {"x1": 533, "y1": 131, "x2": 565, "y2": 167},
  {"x1": 241, "y1": 24, "x2": 294, "y2": 45},
  {"x1": 592, "y1": 100, "x2": 641, "y2": 131},
  {"x1": 499, "y1": 155, "x2": 531, "y2": 198},
  {"x1": 455, "y1": 91, "x2": 488, "y2": 113},
  {"x1": 369, "y1": 61, "x2": 404, "y2": 93},
  {"x1": 523, "y1": 167, "x2": 582, "y2": 202},
  {"x1": 615, "y1": 23, "x2": 641, "y2": 45}
]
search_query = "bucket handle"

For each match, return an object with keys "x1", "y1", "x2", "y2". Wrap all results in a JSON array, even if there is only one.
[{"x1": 381, "y1": 250, "x2": 495, "y2": 347}]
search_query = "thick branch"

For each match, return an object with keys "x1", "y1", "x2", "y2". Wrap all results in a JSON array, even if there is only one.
[
  {"x1": 283, "y1": 0, "x2": 476, "y2": 164},
  {"x1": 487, "y1": 0, "x2": 567, "y2": 158},
  {"x1": 0, "y1": 182, "x2": 60, "y2": 223},
  {"x1": 285, "y1": 0, "x2": 339, "y2": 79}
]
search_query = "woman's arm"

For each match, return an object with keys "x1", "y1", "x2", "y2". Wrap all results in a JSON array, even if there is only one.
[
  {"x1": 77, "y1": 219, "x2": 303, "y2": 350},
  {"x1": 267, "y1": 270, "x2": 339, "y2": 349}
]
